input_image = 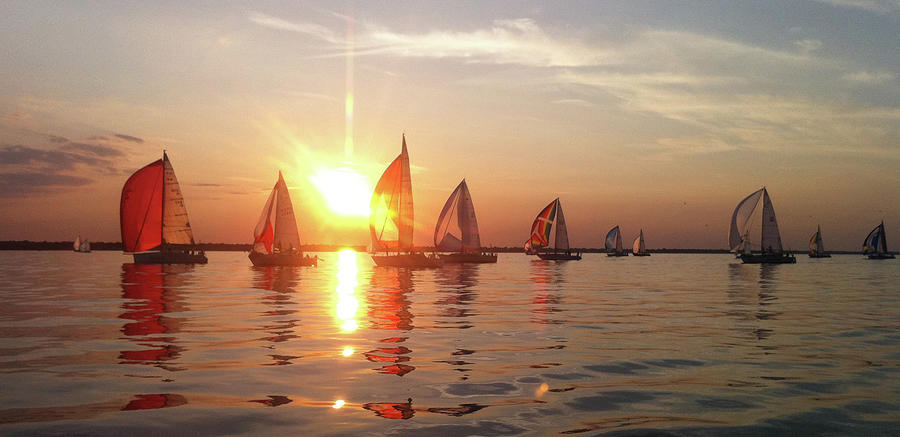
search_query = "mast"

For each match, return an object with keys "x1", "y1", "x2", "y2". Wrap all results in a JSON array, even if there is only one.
[
  {"x1": 161, "y1": 151, "x2": 167, "y2": 249},
  {"x1": 881, "y1": 221, "x2": 888, "y2": 253}
]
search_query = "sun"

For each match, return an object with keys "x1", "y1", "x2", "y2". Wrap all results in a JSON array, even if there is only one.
[{"x1": 309, "y1": 167, "x2": 371, "y2": 217}]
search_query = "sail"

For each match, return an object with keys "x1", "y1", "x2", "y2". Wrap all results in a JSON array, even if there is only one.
[
  {"x1": 863, "y1": 222, "x2": 887, "y2": 255},
  {"x1": 370, "y1": 135, "x2": 414, "y2": 252},
  {"x1": 273, "y1": 172, "x2": 301, "y2": 252},
  {"x1": 161, "y1": 153, "x2": 196, "y2": 246},
  {"x1": 529, "y1": 199, "x2": 558, "y2": 249},
  {"x1": 809, "y1": 229, "x2": 819, "y2": 254},
  {"x1": 729, "y1": 188, "x2": 764, "y2": 252},
  {"x1": 121, "y1": 159, "x2": 164, "y2": 253},
  {"x1": 252, "y1": 182, "x2": 277, "y2": 254},
  {"x1": 760, "y1": 189, "x2": 783, "y2": 253},
  {"x1": 434, "y1": 180, "x2": 482, "y2": 253},
  {"x1": 605, "y1": 226, "x2": 619, "y2": 252},
  {"x1": 633, "y1": 229, "x2": 645, "y2": 254},
  {"x1": 554, "y1": 200, "x2": 569, "y2": 250},
  {"x1": 817, "y1": 226, "x2": 825, "y2": 254},
  {"x1": 83, "y1": 240, "x2": 90, "y2": 251},
  {"x1": 73, "y1": 235, "x2": 82, "y2": 251}
]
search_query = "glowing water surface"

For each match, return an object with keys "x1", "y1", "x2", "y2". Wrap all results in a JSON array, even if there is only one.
[{"x1": 0, "y1": 251, "x2": 898, "y2": 435}]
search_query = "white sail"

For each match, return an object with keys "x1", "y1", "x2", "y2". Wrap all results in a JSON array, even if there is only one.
[
  {"x1": 605, "y1": 226, "x2": 619, "y2": 252},
  {"x1": 83, "y1": 240, "x2": 90, "y2": 252},
  {"x1": 815, "y1": 225, "x2": 824, "y2": 254},
  {"x1": 73, "y1": 235, "x2": 82, "y2": 251},
  {"x1": 863, "y1": 222, "x2": 888, "y2": 255},
  {"x1": 273, "y1": 174, "x2": 301, "y2": 251},
  {"x1": 760, "y1": 189, "x2": 783, "y2": 253},
  {"x1": 434, "y1": 179, "x2": 482, "y2": 253},
  {"x1": 554, "y1": 200, "x2": 570, "y2": 251},
  {"x1": 161, "y1": 153, "x2": 196, "y2": 245},
  {"x1": 729, "y1": 188, "x2": 764, "y2": 252},
  {"x1": 633, "y1": 229, "x2": 645, "y2": 254}
]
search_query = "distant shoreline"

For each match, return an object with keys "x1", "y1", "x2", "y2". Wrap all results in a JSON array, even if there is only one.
[{"x1": 0, "y1": 241, "x2": 867, "y2": 254}]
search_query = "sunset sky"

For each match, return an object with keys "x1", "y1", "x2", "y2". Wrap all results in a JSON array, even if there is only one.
[{"x1": 1, "y1": 1, "x2": 898, "y2": 250}]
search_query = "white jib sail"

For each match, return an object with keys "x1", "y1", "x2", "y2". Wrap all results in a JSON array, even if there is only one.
[
  {"x1": 760, "y1": 189, "x2": 783, "y2": 253},
  {"x1": 273, "y1": 174, "x2": 301, "y2": 252},
  {"x1": 605, "y1": 226, "x2": 619, "y2": 252},
  {"x1": 434, "y1": 180, "x2": 481, "y2": 252},
  {"x1": 554, "y1": 200, "x2": 569, "y2": 251},
  {"x1": 162, "y1": 155, "x2": 196, "y2": 245}
]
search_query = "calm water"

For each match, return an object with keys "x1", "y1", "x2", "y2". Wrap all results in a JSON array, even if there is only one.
[{"x1": 1, "y1": 251, "x2": 898, "y2": 436}]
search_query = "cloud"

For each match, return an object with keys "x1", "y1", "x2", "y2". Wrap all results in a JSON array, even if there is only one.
[
  {"x1": 844, "y1": 70, "x2": 896, "y2": 84},
  {"x1": 61, "y1": 142, "x2": 125, "y2": 157},
  {"x1": 0, "y1": 145, "x2": 109, "y2": 170},
  {"x1": 812, "y1": 0, "x2": 900, "y2": 14},
  {"x1": 0, "y1": 172, "x2": 93, "y2": 197},
  {"x1": 249, "y1": 13, "x2": 615, "y2": 67},
  {"x1": 114, "y1": 134, "x2": 144, "y2": 143},
  {"x1": 552, "y1": 99, "x2": 595, "y2": 107}
]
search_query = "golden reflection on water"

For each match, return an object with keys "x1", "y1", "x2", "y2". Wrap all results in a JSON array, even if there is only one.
[{"x1": 335, "y1": 249, "x2": 361, "y2": 333}]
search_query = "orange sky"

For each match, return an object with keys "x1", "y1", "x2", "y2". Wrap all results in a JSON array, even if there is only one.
[{"x1": 1, "y1": 2, "x2": 898, "y2": 250}]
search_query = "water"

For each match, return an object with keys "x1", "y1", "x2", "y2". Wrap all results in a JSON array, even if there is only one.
[{"x1": 1, "y1": 251, "x2": 898, "y2": 436}]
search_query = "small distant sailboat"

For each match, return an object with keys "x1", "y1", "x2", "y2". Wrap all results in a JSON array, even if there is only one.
[
  {"x1": 370, "y1": 134, "x2": 442, "y2": 268},
  {"x1": 729, "y1": 187, "x2": 795, "y2": 264},
  {"x1": 632, "y1": 229, "x2": 650, "y2": 256},
  {"x1": 526, "y1": 198, "x2": 581, "y2": 261},
  {"x1": 249, "y1": 171, "x2": 317, "y2": 267},
  {"x1": 808, "y1": 225, "x2": 830, "y2": 258},
  {"x1": 434, "y1": 179, "x2": 497, "y2": 263},
  {"x1": 863, "y1": 221, "x2": 895, "y2": 260},
  {"x1": 605, "y1": 226, "x2": 627, "y2": 257},
  {"x1": 120, "y1": 152, "x2": 207, "y2": 264},
  {"x1": 73, "y1": 235, "x2": 91, "y2": 253}
]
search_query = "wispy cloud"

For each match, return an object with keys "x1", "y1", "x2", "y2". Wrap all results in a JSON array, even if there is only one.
[
  {"x1": 249, "y1": 12, "x2": 343, "y2": 45},
  {"x1": 812, "y1": 0, "x2": 900, "y2": 14},
  {"x1": 552, "y1": 99, "x2": 595, "y2": 107},
  {"x1": 844, "y1": 70, "x2": 896, "y2": 84}
]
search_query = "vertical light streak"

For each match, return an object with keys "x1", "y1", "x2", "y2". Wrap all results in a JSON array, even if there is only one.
[
  {"x1": 344, "y1": 13, "x2": 355, "y2": 161},
  {"x1": 336, "y1": 249, "x2": 360, "y2": 332}
]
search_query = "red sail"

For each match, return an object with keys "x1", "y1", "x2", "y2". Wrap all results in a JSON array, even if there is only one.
[{"x1": 120, "y1": 159, "x2": 164, "y2": 252}]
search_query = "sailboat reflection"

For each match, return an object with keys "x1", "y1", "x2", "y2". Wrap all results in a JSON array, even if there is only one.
[
  {"x1": 366, "y1": 268, "x2": 415, "y2": 376},
  {"x1": 530, "y1": 261, "x2": 565, "y2": 326},
  {"x1": 252, "y1": 266, "x2": 300, "y2": 365},
  {"x1": 433, "y1": 264, "x2": 479, "y2": 379},
  {"x1": 119, "y1": 263, "x2": 189, "y2": 371},
  {"x1": 362, "y1": 398, "x2": 487, "y2": 420}
]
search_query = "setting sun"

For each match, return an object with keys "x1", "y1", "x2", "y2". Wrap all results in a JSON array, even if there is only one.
[{"x1": 310, "y1": 167, "x2": 371, "y2": 217}]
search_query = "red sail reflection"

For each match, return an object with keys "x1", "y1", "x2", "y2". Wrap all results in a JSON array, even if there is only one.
[
  {"x1": 122, "y1": 393, "x2": 187, "y2": 411},
  {"x1": 366, "y1": 269, "x2": 415, "y2": 376},
  {"x1": 119, "y1": 263, "x2": 189, "y2": 370}
]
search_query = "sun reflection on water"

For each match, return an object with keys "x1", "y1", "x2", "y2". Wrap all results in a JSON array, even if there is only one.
[{"x1": 336, "y1": 249, "x2": 361, "y2": 333}]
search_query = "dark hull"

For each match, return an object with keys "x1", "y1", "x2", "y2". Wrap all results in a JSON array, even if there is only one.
[
  {"x1": 249, "y1": 251, "x2": 317, "y2": 267},
  {"x1": 808, "y1": 253, "x2": 831, "y2": 258},
  {"x1": 133, "y1": 250, "x2": 208, "y2": 264},
  {"x1": 538, "y1": 252, "x2": 582, "y2": 261},
  {"x1": 439, "y1": 253, "x2": 498, "y2": 264},
  {"x1": 739, "y1": 253, "x2": 796, "y2": 264},
  {"x1": 372, "y1": 253, "x2": 443, "y2": 268},
  {"x1": 867, "y1": 253, "x2": 895, "y2": 259},
  {"x1": 632, "y1": 252, "x2": 651, "y2": 257},
  {"x1": 607, "y1": 252, "x2": 628, "y2": 257}
]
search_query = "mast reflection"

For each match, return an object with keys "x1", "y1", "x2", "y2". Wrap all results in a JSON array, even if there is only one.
[
  {"x1": 119, "y1": 263, "x2": 189, "y2": 371},
  {"x1": 530, "y1": 260, "x2": 565, "y2": 326},
  {"x1": 366, "y1": 268, "x2": 415, "y2": 376}
]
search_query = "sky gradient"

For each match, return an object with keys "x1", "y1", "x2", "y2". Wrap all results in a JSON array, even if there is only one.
[{"x1": 1, "y1": 1, "x2": 898, "y2": 250}]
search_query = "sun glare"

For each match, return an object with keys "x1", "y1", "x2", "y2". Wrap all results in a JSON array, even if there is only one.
[{"x1": 310, "y1": 168, "x2": 371, "y2": 217}]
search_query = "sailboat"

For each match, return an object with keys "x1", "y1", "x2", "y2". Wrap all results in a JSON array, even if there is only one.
[
  {"x1": 369, "y1": 134, "x2": 442, "y2": 268},
  {"x1": 249, "y1": 171, "x2": 317, "y2": 267},
  {"x1": 434, "y1": 179, "x2": 497, "y2": 263},
  {"x1": 120, "y1": 152, "x2": 207, "y2": 264},
  {"x1": 728, "y1": 187, "x2": 795, "y2": 264},
  {"x1": 73, "y1": 235, "x2": 91, "y2": 253},
  {"x1": 605, "y1": 226, "x2": 627, "y2": 256},
  {"x1": 526, "y1": 198, "x2": 581, "y2": 261},
  {"x1": 808, "y1": 225, "x2": 830, "y2": 258},
  {"x1": 632, "y1": 229, "x2": 650, "y2": 256},
  {"x1": 863, "y1": 221, "x2": 895, "y2": 260}
]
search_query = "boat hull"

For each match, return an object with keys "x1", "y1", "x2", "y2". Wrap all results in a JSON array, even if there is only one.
[
  {"x1": 607, "y1": 251, "x2": 628, "y2": 257},
  {"x1": 808, "y1": 253, "x2": 831, "y2": 258},
  {"x1": 538, "y1": 252, "x2": 582, "y2": 261},
  {"x1": 867, "y1": 253, "x2": 895, "y2": 260},
  {"x1": 133, "y1": 249, "x2": 208, "y2": 264},
  {"x1": 632, "y1": 252, "x2": 651, "y2": 257},
  {"x1": 249, "y1": 251, "x2": 317, "y2": 267},
  {"x1": 739, "y1": 253, "x2": 796, "y2": 264},
  {"x1": 372, "y1": 253, "x2": 443, "y2": 268},
  {"x1": 439, "y1": 253, "x2": 498, "y2": 264}
]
